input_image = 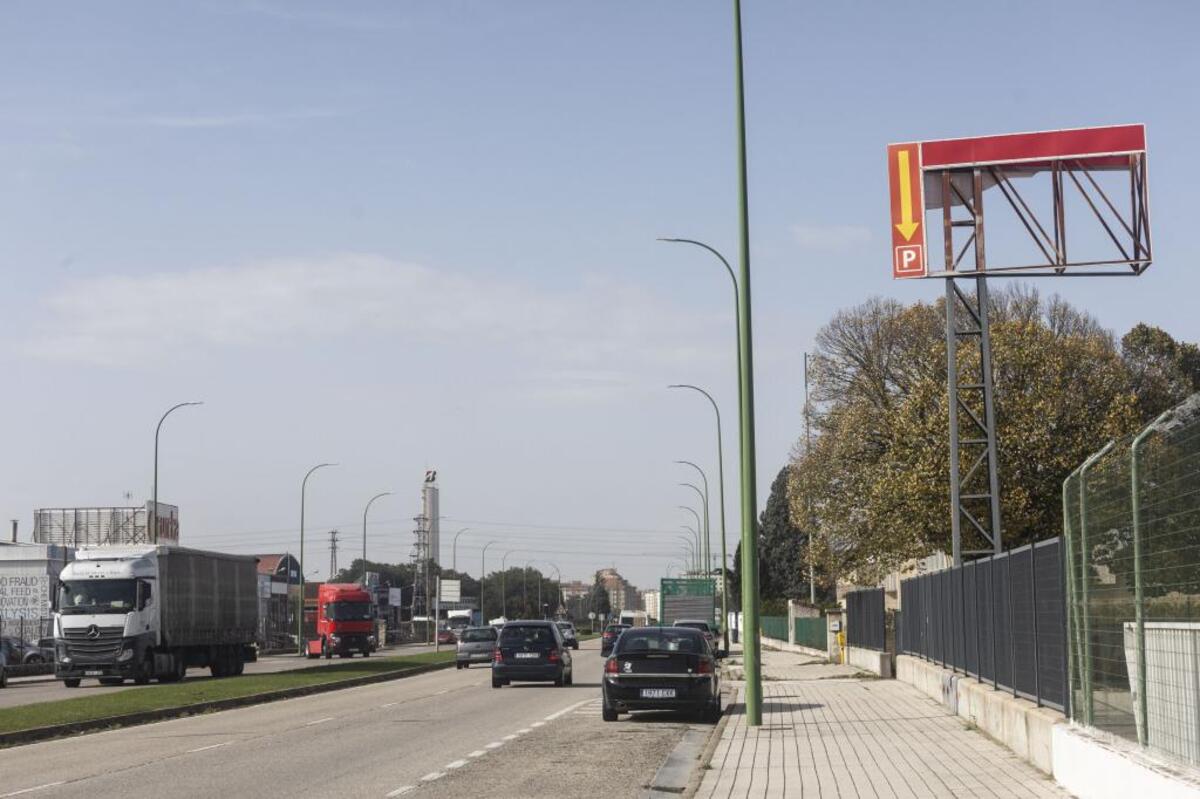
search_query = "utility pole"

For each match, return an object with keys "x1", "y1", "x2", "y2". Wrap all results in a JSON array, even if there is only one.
[{"x1": 328, "y1": 530, "x2": 339, "y2": 580}]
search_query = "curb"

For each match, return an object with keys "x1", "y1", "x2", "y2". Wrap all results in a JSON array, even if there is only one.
[
  {"x1": 646, "y1": 687, "x2": 735, "y2": 798},
  {"x1": 0, "y1": 659, "x2": 455, "y2": 749}
]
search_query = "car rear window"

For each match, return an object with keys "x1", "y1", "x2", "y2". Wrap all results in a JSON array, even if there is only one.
[
  {"x1": 617, "y1": 630, "x2": 703, "y2": 654},
  {"x1": 675, "y1": 622, "x2": 711, "y2": 633},
  {"x1": 499, "y1": 625, "x2": 555, "y2": 645},
  {"x1": 462, "y1": 628, "x2": 496, "y2": 642}
]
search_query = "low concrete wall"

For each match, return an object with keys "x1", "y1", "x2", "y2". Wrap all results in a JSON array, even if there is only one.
[
  {"x1": 897, "y1": 654, "x2": 1060, "y2": 774},
  {"x1": 1052, "y1": 723, "x2": 1200, "y2": 799},
  {"x1": 847, "y1": 646, "x2": 892, "y2": 678},
  {"x1": 760, "y1": 635, "x2": 827, "y2": 660}
]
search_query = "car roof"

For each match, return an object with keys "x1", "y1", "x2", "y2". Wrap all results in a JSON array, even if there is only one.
[
  {"x1": 501, "y1": 620, "x2": 555, "y2": 627},
  {"x1": 673, "y1": 619, "x2": 710, "y2": 625}
]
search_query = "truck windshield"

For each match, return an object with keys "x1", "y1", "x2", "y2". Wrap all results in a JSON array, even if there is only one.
[
  {"x1": 59, "y1": 580, "x2": 137, "y2": 614},
  {"x1": 326, "y1": 601, "x2": 372, "y2": 621}
]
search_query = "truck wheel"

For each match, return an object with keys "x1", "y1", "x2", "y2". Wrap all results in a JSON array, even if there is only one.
[
  {"x1": 63, "y1": 678, "x2": 81, "y2": 688},
  {"x1": 322, "y1": 639, "x2": 332, "y2": 660},
  {"x1": 233, "y1": 659, "x2": 245, "y2": 676},
  {"x1": 361, "y1": 649, "x2": 370, "y2": 658}
]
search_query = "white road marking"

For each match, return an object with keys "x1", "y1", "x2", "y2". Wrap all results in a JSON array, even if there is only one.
[
  {"x1": 467, "y1": 750, "x2": 486, "y2": 758},
  {"x1": 502, "y1": 734, "x2": 517, "y2": 741},
  {"x1": 305, "y1": 717, "x2": 334, "y2": 726},
  {"x1": 420, "y1": 772, "x2": 446, "y2": 782},
  {"x1": 0, "y1": 784, "x2": 65, "y2": 798},
  {"x1": 445, "y1": 759, "x2": 467, "y2": 770},
  {"x1": 380, "y1": 702, "x2": 398, "y2": 708},
  {"x1": 516, "y1": 728, "x2": 531, "y2": 734},
  {"x1": 531, "y1": 721, "x2": 545, "y2": 727},
  {"x1": 485, "y1": 741, "x2": 504, "y2": 749},
  {"x1": 187, "y1": 742, "x2": 231, "y2": 754},
  {"x1": 385, "y1": 786, "x2": 415, "y2": 797},
  {"x1": 544, "y1": 699, "x2": 590, "y2": 721},
  {"x1": 435, "y1": 688, "x2": 449, "y2": 694}
]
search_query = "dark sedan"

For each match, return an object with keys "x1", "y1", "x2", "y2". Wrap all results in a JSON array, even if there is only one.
[
  {"x1": 492, "y1": 620, "x2": 573, "y2": 688},
  {"x1": 599, "y1": 623, "x2": 630, "y2": 656},
  {"x1": 602, "y1": 626, "x2": 721, "y2": 723}
]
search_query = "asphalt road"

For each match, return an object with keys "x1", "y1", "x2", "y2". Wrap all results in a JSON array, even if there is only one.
[
  {"x1": 0, "y1": 643, "x2": 438, "y2": 710},
  {"x1": 0, "y1": 638, "x2": 696, "y2": 798}
]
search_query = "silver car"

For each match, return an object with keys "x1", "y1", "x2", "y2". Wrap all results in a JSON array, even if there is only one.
[{"x1": 456, "y1": 626, "x2": 498, "y2": 669}]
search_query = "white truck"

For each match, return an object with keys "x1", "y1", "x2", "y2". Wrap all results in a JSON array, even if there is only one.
[{"x1": 54, "y1": 545, "x2": 257, "y2": 687}]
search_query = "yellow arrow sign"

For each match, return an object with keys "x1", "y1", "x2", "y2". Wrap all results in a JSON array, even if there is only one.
[{"x1": 895, "y1": 149, "x2": 920, "y2": 241}]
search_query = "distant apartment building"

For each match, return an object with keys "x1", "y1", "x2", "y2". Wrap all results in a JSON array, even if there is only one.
[
  {"x1": 641, "y1": 589, "x2": 660, "y2": 620},
  {"x1": 596, "y1": 567, "x2": 638, "y2": 615},
  {"x1": 560, "y1": 579, "x2": 590, "y2": 601}
]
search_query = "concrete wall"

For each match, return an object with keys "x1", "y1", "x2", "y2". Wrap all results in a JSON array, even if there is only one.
[
  {"x1": 760, "y1": 634, "x2": 827, "y2": 660},
  {"x1": 847, "y1": 645, "x2": 892, "y2": 678},
  {"x1": 1052, "y1": 724, "x2": 1200, "y2": 799}
]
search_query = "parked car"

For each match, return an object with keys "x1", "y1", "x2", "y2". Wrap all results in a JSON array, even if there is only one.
[
  {"x1": 602, "y1": 626, "x2": 721, "y2": 723},
  {"x1": 672, "y1": 619, "x2": 716, "y2": 648},
  {"x1": 492, "y1": 620, "x2": 573, "y2": 688},
  {"x1": 437, "y1": 628, "x2": 457, "y2": 646},
  {"x1": 600, "y1": 623, "x2": 630, "y2": 656},
  {"x1": 0, "y1": 636, "x2": 48, "y2": 664},
  {"x1": 0, "y1": 646, "x2": 6, "y2": 689},
  {"x1": 555, "y1": 621, "x2": 579, "y2": 650},
  {"x1": 456, "y1": 626, "x2": 498, "y2": 669}
]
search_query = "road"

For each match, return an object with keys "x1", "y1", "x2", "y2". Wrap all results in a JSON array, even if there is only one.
[
  {"x1": 0, "y1": 638, "x2": 698, "y2": 798},
  {"x1": 0, "y1": 643, "x2": 437, "y2": 710}
]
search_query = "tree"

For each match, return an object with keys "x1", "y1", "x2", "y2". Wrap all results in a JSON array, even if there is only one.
[
  {"x1": 758, "y1": 466, "x2": 811, "y2": 601},
  {"x1": 587, "y1": 578, "x2": 611, "y2": 619}
]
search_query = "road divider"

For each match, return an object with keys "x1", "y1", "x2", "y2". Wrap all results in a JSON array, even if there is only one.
[{"x1": 0, "y1": 651, "x2": 455, "y2": 749}]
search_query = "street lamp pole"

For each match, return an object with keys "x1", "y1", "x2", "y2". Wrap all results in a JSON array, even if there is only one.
[
  {"x1": 299, "y1": 462, "x2": 337, "y2": 655},
  {"x1": 676, "y1": 462, "x2": 711, "y2": 573},
  {"x1": 152, "y1": 401, "x2": 202, "y2": 542},
  {"x1": 451, "y1": 528, "x2": 470, "y2": 573},
  {"x1": 681, "y1": 525, "x2": 702, "y2": 566},
  {"x1": 675, "y1": 535, "x2": 697, "y2": 573},
  {"x1": 361, "y1": 492, "x2": 392, "y2": 587},
  {"x1": 481, "y1": 540, "x2": 498, "y2": 622},
  {"x1": 678, "y1": 483, "x2": 708, "y2": 570},
  {"x1": 669, "y1": 384, "x2": 731, "y2": 654}
]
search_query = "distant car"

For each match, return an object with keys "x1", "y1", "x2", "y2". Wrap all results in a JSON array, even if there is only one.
[
  {"x1": 436, "y1": 628, "x2": 457, "y2": 646},
  {"x1": 456, "y1": 626, "x2": 498, "y2": 669},
  {"x1": 0, "y1": 636, "x2": 47, "y2": 664},
  {"x1": 602, "y1": 626, "x2": 721, "y2": 723},
  {"x1": 492, "y1": 620, "x2": 573, "y2": 688},
  {"x1": 600, "y1": 624, "x2": 630, "y2": 656},
  {"x1": 672, "y1": 620, "x2": 716, "y2": 648},
  {"x1": 555, "y1": 621, "x2": 579, "y2": 650}
]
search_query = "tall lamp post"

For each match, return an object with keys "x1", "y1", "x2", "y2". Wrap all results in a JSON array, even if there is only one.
[
  {"x1": 669, "y1": 384, "x2": 731, "y2": 654},
  {"x1": 678, "y1": 484, "x2": 709, "y2": 569},
  {"x1": 481, "y1": 540, "x2": 498, "y2": 622},
  {"x1": 677, "y1": 463, "x2": 712, "y2": 572},
  {"x1": 678, "y1": 507, "x2": 703, "y2": 562},
  {"x1": 675, "y1": 535, "x2": 697, "y2": 573},
  {"x1": 681, "y1": 525, "x2": 702, "y2": 566},
  {"x1": 152, "y1": 401, "x2": 203, "y2": 542},
  {"x1": 299, "y1": 462, "x2": 338, "y2": 655},
  {"x1": 451, "y1": 528, "x2": 470, "y2": 572},
  {"x1": 361, "y1": 492, "x2": 392, "y2": 587}
]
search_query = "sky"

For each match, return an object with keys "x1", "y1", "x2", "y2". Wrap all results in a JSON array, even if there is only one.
[{"x1": 1, "y1": 1, "x2": 1198, "y2": 590}]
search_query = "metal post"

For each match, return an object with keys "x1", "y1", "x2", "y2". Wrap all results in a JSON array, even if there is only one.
[
  {"x1": 299, "y1": 463, "x2": 337, "y2": 655},
  {"x1": 667, "y1": 384, "x2": 732, "y2": 653},
  {"x1": 681, "y1": 525, "x2": 701, "y2": 571},
  {"x1": 679, "y1": 483, "x2": 708, "y2": 571},
  {"x1": 481, "y1": 541, "x2": 498, "y2": 623},
  {"x1": 676, "y1": 462, "x2": 711, "y2": 574},
  {"x1": 1078, "y1": 441, "x2": 1114, "y2": 726},
  {"x1": 361, "y1": 492, "x2": 391, "y2": 587},
  {"x1": 946, "y1": 280, "x2": 962, "y2": 566},
  {"x1": 152, "y1": 401, "x2": 202, "y2": 543},
  {"x1": 451, "y1": 528, "x2": 469, "y2": 573},
  {"x1": 679, "y1": 508, "x2": 703, "y2": 570},
  {"x1": 732, "y1": 0, "x2": 762, "y2": 726},
  {"x1": 1132, "y1": 413, "x2": 1168, "y2": 745}
]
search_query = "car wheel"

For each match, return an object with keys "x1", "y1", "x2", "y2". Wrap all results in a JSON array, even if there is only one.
[
  {"x1": 565, "y1": 669, "x2": 573, "y2": 686},
  {"x1": 26, "y1": 655, "x2": 43, "y2": 665},
  {"x1": 62, "y1": 677, "x2": 80, "y2": 688},
  {"x1": 492, "y1": 677, "x2": 502, "y2": 689},
  {"x1": 602, "y1": 701, "x2": 618, "y2": 722},
  {"x1": 362, "y1": 649, "x2": 370, "y2": 658}
]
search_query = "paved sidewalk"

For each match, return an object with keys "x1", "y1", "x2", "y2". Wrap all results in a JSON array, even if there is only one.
[{"x1": 699, "y1": 649, "x2": 1069, "y2": 798}]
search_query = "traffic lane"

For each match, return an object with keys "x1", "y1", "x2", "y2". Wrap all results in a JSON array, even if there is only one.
[
  {"x1": 0, "y1": 643, "x2": 437, "y2": 710},
  {"x1": 419, "y1": 693, "x2": 700, "y2": 798},
  {"x1": 0, "y1": 640, "x2": 605, "y2": 798}
]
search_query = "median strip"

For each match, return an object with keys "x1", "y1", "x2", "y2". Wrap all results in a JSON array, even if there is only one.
[{"x1": 0, "y1": 651, "x2": 455, "y2": 749}]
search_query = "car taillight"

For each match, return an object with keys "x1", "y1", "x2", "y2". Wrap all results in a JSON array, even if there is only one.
[
  {"x1": 697, "y1": 658, "x2": 713, "y2": 675},
  {"x1": 493, "y1": 649, "x2": 503, "y2": 663},
  {"x1": 548, "y1": 649, "x2": 561, "y2": 663},
  {"x1": 604, "y1": 658, "x2": 618, "y2": 674}
]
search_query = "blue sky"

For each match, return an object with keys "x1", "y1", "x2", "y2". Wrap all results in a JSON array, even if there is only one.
[{"x1": 1, "y1": 1, "x2": 1197, "y2": 590}]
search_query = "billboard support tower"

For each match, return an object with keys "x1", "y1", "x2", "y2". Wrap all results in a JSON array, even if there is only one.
[{"x1": 888, "y1": 124, "x2": 1152, "y2": 565}]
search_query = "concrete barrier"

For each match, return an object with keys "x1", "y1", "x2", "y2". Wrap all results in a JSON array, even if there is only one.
[
  {"x1": 1052, "y1": 723, "x2": 1200, "y2": 799},
  {"x1": 847, "y1": 646, "x2": 892, "y2": 678},
  {"x1": 759, "y1": 635, "x2": 827, "y2": 660}
]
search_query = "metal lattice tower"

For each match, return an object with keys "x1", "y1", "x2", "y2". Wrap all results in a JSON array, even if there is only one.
[
  {"x1": 411, "y1": 512, "x2": 430, "y2": 618},
  {"x1": 328, "y1": 530, "x2": 339, "y2": 581}
]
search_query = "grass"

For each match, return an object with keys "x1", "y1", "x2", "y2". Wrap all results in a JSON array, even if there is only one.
[{"x1": 0, "y1": 650, "x2": 453, "y2": 736}]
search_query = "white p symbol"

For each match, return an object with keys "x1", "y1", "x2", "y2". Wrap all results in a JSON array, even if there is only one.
[{"x1": 895, "y1": 245, "x2": 923, "y2": 276}]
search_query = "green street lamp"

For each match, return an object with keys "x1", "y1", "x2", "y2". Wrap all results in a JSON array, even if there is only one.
[
  {"x1": 298, "y1": 462, "x2": 338, "y2": 655},
  {"x1": 675, "y1": 535, "x2": 697, "y2": 572},
  {"x1": 361, "y1": 492, "x2": 392, "y2": 587},
  {"x1": 678, "y1": 483, "x2": 709, "y2": 568},
  {"x1": 676, "y1": 462, "x2": 712, "y2": 572},
  {"x1": 152, "y1": 401, "x2": 203, "y2": 542},
  {"x1": 451, "y1": 527, "x2": 470, "y2": 572}
]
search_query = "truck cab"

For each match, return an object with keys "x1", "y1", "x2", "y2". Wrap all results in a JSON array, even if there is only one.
[{"x1": 307, "y1": 583, "x2": 375, "y2": 659}]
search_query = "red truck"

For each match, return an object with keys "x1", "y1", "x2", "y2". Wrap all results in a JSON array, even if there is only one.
[{"x1": 306, "y1": 583, "x2": 375, "y2": 659}]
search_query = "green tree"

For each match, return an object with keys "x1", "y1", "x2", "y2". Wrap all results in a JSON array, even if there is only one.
[{"x1": 587, "y1": 578, "x2": 611, "y2": 619}]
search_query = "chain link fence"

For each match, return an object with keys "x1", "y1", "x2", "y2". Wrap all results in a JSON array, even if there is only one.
[
  {"x1": 1064, "y1": 393, "x2": 1200, "y2": 766},
  {"x1": 0, "y1": 616, "x2": 55, "y2": 677}
]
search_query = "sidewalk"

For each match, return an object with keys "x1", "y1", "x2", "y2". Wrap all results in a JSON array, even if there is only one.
[{"x1": 698, "y1": 644, "x2": 1068, "y2": 798}]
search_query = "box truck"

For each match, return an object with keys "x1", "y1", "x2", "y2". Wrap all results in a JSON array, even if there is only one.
[{"x1": 54, "y1": 545, "x2": 257, "y2": 687}]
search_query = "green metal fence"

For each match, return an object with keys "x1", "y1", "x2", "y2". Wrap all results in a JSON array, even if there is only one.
[
  {"x1": 794, "y1": 617, "x2": 827, "y2": 651},
  {"x1": 761, "y1": 615, "x2": 789, "y2": 642},
  {"x1": 1064, "y1": 394, "x2": 1200, "y2": 766}
]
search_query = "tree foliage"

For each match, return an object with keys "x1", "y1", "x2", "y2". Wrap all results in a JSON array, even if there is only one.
[{"x1": 787, "y1": 286, "x2": 1199, "y2": 583}]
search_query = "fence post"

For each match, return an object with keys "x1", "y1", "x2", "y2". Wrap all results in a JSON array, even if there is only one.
[
  {"x1": 1007, "y1": 554, "x2": 1017, "y2": 698},
  {"x1": 1031, "y1": 542, "x2": 1041, "y2": 707},
  {"x1": 1062, "y1": 474, "x2": 1078, "y2": 720},
  {"x1": 1078, "y1": 441, "x2": 1114, "y2": 726},
  {"x1": 1131, "y1": 415, "x2": 1167, "y2": 747}
]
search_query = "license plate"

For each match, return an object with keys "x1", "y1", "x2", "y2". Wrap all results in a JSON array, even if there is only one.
[
  {"x1": 641, "y1": 688, "x2": 676, "y2": 699},
  {"x1": 85, "y1": 670, "x2": 103, "y2": 677},
  {"x1": 514, "y1": 652, "x2": 540, "y2": 659}
]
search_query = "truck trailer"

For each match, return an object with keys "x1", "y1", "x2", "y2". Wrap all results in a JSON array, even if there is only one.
[
  {"x1": 54, "y1": 545, "x2": 257, "y2": 687},
  {"x1": 659, "y1": 578, "x2": 718, "y2": 632}
]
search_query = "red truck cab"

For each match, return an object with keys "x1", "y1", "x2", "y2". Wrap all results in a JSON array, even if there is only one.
[{"x1": 306, "y1": 583, "x2": 375, "y2": 658}]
